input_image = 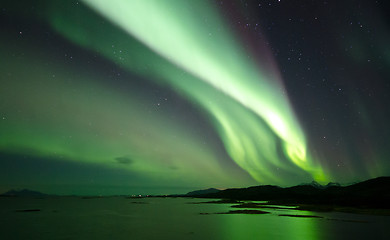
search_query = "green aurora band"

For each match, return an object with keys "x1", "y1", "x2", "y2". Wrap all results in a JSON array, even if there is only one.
[
  {"x1": 0, "y1": 36, "x2": 232, "y2": 187},
  {"x1": 0, "y1": 0, "x2": 329, "y2": 188},
  {"x1": 76, "y1": 0, "x2": 327, "y2": 183}
]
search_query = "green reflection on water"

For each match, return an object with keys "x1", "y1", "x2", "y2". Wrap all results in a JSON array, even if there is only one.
[{"x1": 221, "y1": 210, "x2": 321, "y2": 240}]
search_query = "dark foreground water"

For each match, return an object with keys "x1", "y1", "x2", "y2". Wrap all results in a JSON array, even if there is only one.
[{"x1": 1, "y1": 197, "x2": 389, "y2": 240}]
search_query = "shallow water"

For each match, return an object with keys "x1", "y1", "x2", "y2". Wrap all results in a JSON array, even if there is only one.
[{"x1": 1, "y1": 197, "x2": 389, "y2": 240}]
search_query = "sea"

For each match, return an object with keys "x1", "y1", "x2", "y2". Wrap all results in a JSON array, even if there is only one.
[{"x1": 1, "y1": 197, "x2": 389, "y2": 240}]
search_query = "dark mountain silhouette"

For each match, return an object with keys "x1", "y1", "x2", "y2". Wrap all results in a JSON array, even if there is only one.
[
  {"x1": 301, "y1": 181, "x2": 325, "y2": 189},
  {"x1": 186, "y1": 188, "x2": 221, "y2": 196},
  {"x1": 189, "y1": 177, "x2": 390, "y2": 208},
  {"x1": 298, "y1": 181, "x2": 341, "y2": 189},
  {"x1": 325, "y1": 182, "x2": 341, "y2": 188},
  {"x1": 0, "y1": 189, "x2": 47, "y2": 197}
]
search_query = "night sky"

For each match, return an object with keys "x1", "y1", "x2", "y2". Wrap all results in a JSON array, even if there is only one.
[{"x1": 1, "y1": 0, "x2": 389, "y2": 195}]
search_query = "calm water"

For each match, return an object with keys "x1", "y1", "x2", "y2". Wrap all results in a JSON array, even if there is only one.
[{"x1": 0, "y1": 197, "x2": 389, "y2": 240}]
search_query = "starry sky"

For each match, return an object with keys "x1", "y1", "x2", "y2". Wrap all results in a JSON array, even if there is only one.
[{"x1": 1, "y1": 0, "x2": 389, "y2": 195}]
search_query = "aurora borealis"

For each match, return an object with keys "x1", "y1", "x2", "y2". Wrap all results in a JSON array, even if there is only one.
[{"x1": 1, "y1": 0, "x2": 389, "y2": 195}]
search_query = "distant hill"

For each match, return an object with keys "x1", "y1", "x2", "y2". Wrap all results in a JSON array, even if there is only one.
[
  {"x1": 186, "y1": 188, "x2": 221, "y2": 196},
  {"x1": 190, "y1": 177, "x2": 390, "y2": 208},
  {"x1": 299, "y1": 181, "x2": 341, "y2": 189},
  {"x1": 0, "y1": 189, "x2": 47, "y2": 197}
]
